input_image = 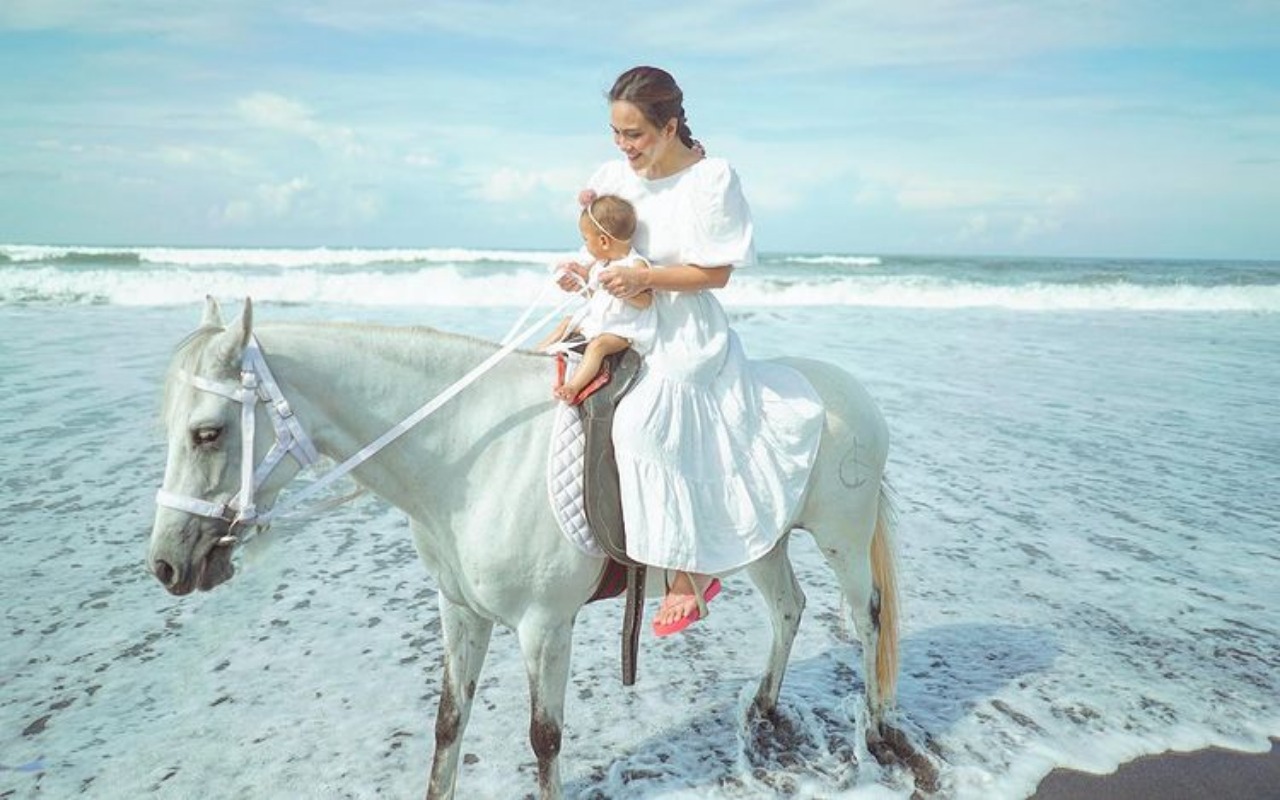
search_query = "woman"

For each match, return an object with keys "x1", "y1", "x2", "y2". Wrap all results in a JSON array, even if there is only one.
[{"x1": 568, "y1": 66, "x2": 825, "y2": 636}]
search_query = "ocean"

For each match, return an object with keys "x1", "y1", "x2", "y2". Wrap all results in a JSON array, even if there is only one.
[{"x1": 1, "y1": 244, "x2": 1277, "y2": 799}]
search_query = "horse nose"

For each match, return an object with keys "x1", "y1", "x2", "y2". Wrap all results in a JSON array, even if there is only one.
[{"x1": 153, "y1": 558, "x2": 177, "y2": 588}]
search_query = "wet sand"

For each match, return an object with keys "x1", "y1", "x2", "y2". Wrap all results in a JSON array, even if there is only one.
[{"x1": 1031, "y1": 739, "x2": 1280, "y2": 799}]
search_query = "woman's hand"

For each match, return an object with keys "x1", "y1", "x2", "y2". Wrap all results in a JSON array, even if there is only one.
[
  {"x1": 555, "y1": 261, "x2": 590, "y2": 293},
  {"x1": 599, "y1": 265, "x2": 650, "y2": 299}
]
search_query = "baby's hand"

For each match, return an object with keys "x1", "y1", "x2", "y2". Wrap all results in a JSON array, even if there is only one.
[
  {"x1": 577, "y1": 189, "x2": 597, "y2": 208},
  {"x1": 555, "y1": 261, "x2": 590, "y2": 293}
]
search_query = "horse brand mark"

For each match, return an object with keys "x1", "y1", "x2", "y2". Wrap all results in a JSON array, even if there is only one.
[{"x1": 839, "y1": 438, "x2": 870, "y2": 489}]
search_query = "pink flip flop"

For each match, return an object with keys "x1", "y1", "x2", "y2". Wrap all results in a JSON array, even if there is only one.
[{"x1": 652, "y1": 578, "x2": 722, "y2": 637}]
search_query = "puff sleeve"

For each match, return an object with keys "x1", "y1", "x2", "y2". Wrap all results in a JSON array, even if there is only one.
[{"x1": 685, "y1": 159, "x2": 756, "y2": 268}]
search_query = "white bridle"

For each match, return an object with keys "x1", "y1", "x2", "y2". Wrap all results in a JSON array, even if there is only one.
[
  {"x1": 155, "y1": 334, "x2": 321, "y2": 536},
  {"x1": 156, "y1": 278, "x2": 589, "y2": 548}
]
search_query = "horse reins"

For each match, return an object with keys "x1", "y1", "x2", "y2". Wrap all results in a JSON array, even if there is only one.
[{"x1": 156, "y1": 272, "x2": 590, "y2": 550}]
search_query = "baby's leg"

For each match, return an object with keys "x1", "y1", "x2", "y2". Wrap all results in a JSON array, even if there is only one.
[
  {"x1": 536, "y1": 316, "x2": 574, "y2": 352},
  {"x1": 555, "y1": 334, "x2": 630, "y2": 401}
]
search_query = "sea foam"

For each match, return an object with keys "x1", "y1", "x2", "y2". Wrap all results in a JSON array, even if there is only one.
[
  {"x1": 1, "y1": 300, "x2": 1276, "y2": 800},
  {"x1": 0, "y1": 244, "x2": 567, "y2": 269},
  {"x1": 2, "y1": 244, "x2": 1278, "y2": 312}
]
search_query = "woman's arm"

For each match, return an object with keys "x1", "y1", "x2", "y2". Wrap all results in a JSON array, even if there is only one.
[
  {"x1": 625, "y1": 290, "x2": 653, "y2": 310},
  {"x1": 600, "y1": 263, "x2": 731, "y2": 298}
]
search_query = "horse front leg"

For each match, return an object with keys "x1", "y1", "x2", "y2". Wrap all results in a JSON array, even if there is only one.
[
  {"x1": 516, "y1": 614, "x2": 575, "y2": 800},
  {"x1": 426, "y1": 595, "x2": 493, "y2": 800},
  {"x1": 745, "y1": 535, "x2": 806, "y2": 720}
]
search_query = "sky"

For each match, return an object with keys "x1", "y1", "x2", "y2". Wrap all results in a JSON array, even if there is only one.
[{"x1": 1, "y1": 1, "x2": 1278, "y2": 259}]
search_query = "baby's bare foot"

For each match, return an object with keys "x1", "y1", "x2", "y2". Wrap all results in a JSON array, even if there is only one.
[{"x1": 554, "y1": 383, "x2": 582, "y2": 402}]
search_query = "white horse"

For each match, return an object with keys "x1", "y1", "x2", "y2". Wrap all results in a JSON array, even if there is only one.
[{"x1": 148, "y1": 298, "x2": 909, "y2": 799}]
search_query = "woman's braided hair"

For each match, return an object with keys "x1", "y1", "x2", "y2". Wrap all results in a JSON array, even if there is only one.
[{"x1": 608, "y1": 66, "x2": 705, "y2": 156}]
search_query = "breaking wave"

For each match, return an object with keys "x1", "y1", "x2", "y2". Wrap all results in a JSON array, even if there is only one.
[{"x1": 2, "y1": 244, "x2": 1277, "y2": 312}]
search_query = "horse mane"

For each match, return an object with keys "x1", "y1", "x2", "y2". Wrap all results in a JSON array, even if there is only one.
[
  {"x1": 160, "y1": 325, "x2": 223, "y2": 429},
  {"x1": 158, "y1": 318, "x2": 540, "y2": 430},
  {"x1": 258, "y1": 320, "x2": 548, "y2": 375},
  {"x1": 268, "y1": 320, "x2": 510, "y2": 352}
]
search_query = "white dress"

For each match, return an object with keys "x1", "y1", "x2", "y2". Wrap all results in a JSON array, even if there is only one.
[
  {"x1": 586, "y1": 157, "x2": 825, "y2": 573},
  {"x1": 578, "y1": 249, "x2": 657, "y2": 355}
]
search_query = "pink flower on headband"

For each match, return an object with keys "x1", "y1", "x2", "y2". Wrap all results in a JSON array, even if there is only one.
[{"x1": 577, "y1": 189, "x2": 598, "y2": 208}]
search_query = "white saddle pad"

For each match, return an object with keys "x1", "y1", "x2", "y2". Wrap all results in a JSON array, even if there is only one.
[{"x1": 547, "y1": 392, "x2": 605, "y2": 559}]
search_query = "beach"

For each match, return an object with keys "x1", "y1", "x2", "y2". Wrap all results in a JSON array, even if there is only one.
[
  {"x1": 2, "y1": 247, "x2": 1277, "y2": 799},
  {"x1": 1032, "y1": 739, "x2": 1280, "y2": 800}
]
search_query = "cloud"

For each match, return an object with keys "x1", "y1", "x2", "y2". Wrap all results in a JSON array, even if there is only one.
[
  {"x1": 951, "y1": 194, "x2": 1077, "y2": 246},
  {"x1": 297, "y1": 1, "x2": 522, "y2": 36},
  {"x1": 744, "y1": 183, "x2": 803, "y2": 213},
  {"x1": 275, "y1": 1, "x2": 1280, "y2": 72},
  {"x1": 155, "y1": 145, "x2": 248, "y2": 172},
  {"x1": 210, "y1": 175, "x2": 385, "y2": 232},
  {"x1": 467, "y1": 166, "x2": 582, "y2": 204},
  {"x1": 958, "y1": 208, "x2": 1064, "y2": 244},
  {"x1": 958, "y1": 213, "x2": 989, "y2": 241},
  {"x1": 214, "y1": 198, "x2": 253, "y2": 226},
  {"x1": 876, "y1": 174, "x2": 1081, "y2": 215},
  {"x1": 844, "y1": 166, "x2": 1083, "y2": 246},
  {"x1": 896, "y1": 183, "x2": 1001, "y2": 212},
  {"x1": 237, "y1": 93, "x2": 312, "y2": 130},
  {"x1": 1015, "y1": 213, "x2": 1063, "y2": 242},
  {"x1": 212, "y1": 177, "x2": 312, "y2": 226},
  {"x1": 258, "y1": 177, "x2": 310, "y2": 216},
  {"x1": 14, "y1": 2, "x2": 1277, "y2": 68},
  {"x1": 237, "y1": 92, "x2": 366, "y2": 158},
  {"x1": 0, "y1": 0, "x2": 257, "y2": 42},
  {"x1": 403, "y1": 152, "x2": 438, "y2": 169},
  {"x1": 4, "y1": 1, "x2": 1275, "y2": 255}
]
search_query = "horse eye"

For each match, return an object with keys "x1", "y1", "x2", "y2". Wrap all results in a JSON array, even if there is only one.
[{"x1": 192, "y1": 427, "x2": 223, "y2": 447}]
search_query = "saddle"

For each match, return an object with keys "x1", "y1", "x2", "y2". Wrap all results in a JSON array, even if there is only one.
[{"x1": 557, "y1": 343, "x2": 647, "y2": 686}]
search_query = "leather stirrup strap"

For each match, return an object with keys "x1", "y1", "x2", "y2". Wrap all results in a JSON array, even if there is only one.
[{"x1": 622, "y1": 565, "x2": 646, "y2": 686}]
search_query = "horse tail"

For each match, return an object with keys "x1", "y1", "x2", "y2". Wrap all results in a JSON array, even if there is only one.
[{"x1": 870, "y1": 481, "x2": 900, "y2": 705}]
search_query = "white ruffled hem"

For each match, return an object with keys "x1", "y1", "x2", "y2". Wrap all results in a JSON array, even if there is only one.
[{"x1": 614, "y1": 345, "x2": 823, "y2": 573}]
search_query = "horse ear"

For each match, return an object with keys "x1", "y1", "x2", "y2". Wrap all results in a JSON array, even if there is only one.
[
  {"x1": 230, "y1": 297, "x2": 253, "y2": 348},
  {"x1": 210, "y1": 297, "x2": 253, "y2": 366},
  {"x1": 201, "y1": 295, "x2": 223, "y2": 328}
]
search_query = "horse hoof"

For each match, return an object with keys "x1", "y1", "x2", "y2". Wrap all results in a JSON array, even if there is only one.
[
  {"x1": 867, "y1": 724, "x2": 940, "y2": 796},
  {"x1": 866, "y1": 728, "x2": 898, "y2": 766}
]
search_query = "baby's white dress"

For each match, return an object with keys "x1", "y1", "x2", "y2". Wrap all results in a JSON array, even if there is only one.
[
  {"x1": 586, "y1": 157, "x2": 824, "y2": 573},
  {"x1": 579, "y1": 248, "x2": 657, "y2": 355}
]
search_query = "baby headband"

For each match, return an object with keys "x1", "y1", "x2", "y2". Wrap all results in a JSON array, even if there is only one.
[{"x1": 585, "y1": 202, "x2": 620, "y2": 241}]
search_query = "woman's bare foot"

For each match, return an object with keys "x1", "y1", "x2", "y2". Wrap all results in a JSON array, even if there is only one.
[
  {"x1": 653, "y1": 572, "x2": 720, "y2": 636},
  {"x1": 654, "y1": 572, "x2": 699, "y2": 628}
]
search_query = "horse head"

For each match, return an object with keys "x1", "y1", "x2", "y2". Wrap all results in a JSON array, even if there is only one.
[{"x1": 148, "y1": 297, "x2": 305, "y2": 595}]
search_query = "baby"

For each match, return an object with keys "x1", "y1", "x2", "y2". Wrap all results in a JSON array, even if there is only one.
[{"x1": 539, "y1": 194, "x2": 655, "y2": 404}]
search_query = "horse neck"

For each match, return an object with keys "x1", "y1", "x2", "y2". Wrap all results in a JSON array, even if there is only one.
[{"x1": 254, "y1": 322, "x2": 548, "y2": 511}]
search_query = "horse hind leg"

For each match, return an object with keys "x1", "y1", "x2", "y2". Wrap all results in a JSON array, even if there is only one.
[
  {"x1": 427, "y1": 596, "x2": 494, "y2": 800},
  {"x1": 812, "y1": 486, "x2": 941, "y2": 791},
  {"x1": 810, "y1": 485, "x2": 899, "y2": 732},
  {"x1": 745, "y1": 536, "x2": 806, "y2": 720}
]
